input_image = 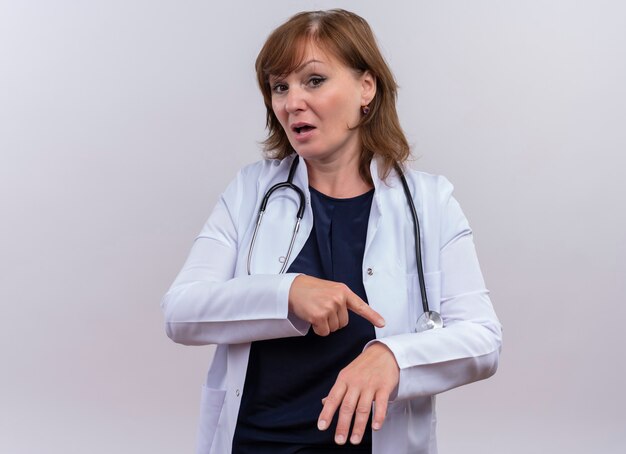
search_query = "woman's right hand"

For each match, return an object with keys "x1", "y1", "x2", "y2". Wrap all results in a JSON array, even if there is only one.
[{"x1": 288, "y1": 275, "x2": 386, "y2": 336}]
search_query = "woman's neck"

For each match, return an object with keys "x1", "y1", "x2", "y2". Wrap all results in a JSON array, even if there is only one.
[{"x1": 304, "y1": 153, "x2": 373, "y2": 198}]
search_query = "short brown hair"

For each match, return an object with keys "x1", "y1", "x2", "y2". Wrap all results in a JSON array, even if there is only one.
[{"x1": 255, "y1": 9, "x2": 410, "y2": 183}]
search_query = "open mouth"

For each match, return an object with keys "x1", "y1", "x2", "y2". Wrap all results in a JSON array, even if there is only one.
[{"x1": 292, "y1": 124, "x2": 316, "y2": 134}]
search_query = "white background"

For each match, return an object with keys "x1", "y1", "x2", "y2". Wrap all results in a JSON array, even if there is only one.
[{"x1": 1, "y1": 1, "x2": 625, "y2": 453}]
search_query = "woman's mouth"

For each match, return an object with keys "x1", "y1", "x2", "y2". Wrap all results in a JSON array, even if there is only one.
[{"x1": 291, "y1": 123, "x2": 316, "y2": 135}]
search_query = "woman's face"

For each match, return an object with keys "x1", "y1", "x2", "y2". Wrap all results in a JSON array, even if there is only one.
[{"x1": 269, "y1": 43, "x2": 375, "y2": 165}]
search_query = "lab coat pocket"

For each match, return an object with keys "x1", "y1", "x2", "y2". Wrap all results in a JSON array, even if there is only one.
[
  {"x1": 409, "y1": 271, "x2": 442, "y2": 332},
  {"x1": 196, "y1": 385, "x2": 226, "y2": 454}
]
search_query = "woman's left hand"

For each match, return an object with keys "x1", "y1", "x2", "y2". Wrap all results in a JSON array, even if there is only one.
[{"x1": 317, "y1": 342, "x2": 400, "y2": 445}]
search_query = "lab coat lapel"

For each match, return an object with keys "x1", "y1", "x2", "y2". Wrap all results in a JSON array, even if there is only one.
[
  {"x1": 364, "y1": 157, "x2": 384, "y2": 258},
  {"x1": 363, "y1": 159, "x2": 415, "y2": 337}
]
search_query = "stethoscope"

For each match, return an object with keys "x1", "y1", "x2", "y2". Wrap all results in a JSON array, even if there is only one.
[{"x1": 247, "y1": 156, "x2": 443, "y2": 332}]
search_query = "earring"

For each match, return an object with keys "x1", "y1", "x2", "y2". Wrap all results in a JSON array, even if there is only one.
[{"x1": 361, "y1": 105, "x2": 370, "y2": 115}]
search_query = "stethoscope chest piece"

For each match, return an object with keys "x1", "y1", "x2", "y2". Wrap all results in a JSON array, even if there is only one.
[
  {"x1": 249, "y1": 157, "x2": 445, "y2": 332},
  {"x1": 396, "y1": 163, "x2": 445, "y2": 333},
  {"x1": 416, "y1": 310, "x2": 443, "y2": 332}
]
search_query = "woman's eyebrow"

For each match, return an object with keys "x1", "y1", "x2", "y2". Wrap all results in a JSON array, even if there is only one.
[
  {"x1": 269, "y1": 59, "x2": 325, "y2": 83},
  {"x1": 295, "y1": 59, "x2": 324, "y2": 73}
]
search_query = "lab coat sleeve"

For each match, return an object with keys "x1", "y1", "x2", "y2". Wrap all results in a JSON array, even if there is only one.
[
  {"x1": 160, "y1": 168, "x2": 310, "y2": 346},
  {"x1": 372, "y1": 177, "x2": 502, "y2": 401}
]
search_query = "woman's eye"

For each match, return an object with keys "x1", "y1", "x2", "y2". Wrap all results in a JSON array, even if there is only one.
[
  {"x1": 272, "y1": 83, "x2": 288, "y2": 94},
  {"x1": 307, "y1": 76, "x2": 326, "y2": 88}
]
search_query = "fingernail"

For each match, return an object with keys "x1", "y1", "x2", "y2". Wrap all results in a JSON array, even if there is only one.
[
  {"x1": 318, "y1": 420, "x2": 327, "y2": 430},
  {"x1": 372, "y1": 422, "x2": 381, "y2": 430},
  {"x1": 378, "y1": 318, "x2": 386, "y2": 327},
  {"x1": 350, "y1": 434, "x2": 361, "y2": 444},
  {"x1": 335, "y1": 434, "x2": 346, "y2": 445}
]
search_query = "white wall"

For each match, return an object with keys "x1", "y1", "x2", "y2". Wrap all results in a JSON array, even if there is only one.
[{"x1": 1, "y1": 1, "x2": 624, "y2": 452}]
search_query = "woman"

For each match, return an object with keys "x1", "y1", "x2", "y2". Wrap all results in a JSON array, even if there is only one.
[{"x1": 161, "y1": 9, "x2": 501, "y2": 454}]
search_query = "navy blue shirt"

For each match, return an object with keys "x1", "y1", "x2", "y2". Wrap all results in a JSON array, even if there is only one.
[{"x1": 232, "y1": 187, "x2": 376, "y2": 454}]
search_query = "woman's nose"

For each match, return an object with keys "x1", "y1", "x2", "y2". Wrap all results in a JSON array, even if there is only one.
[{"x1": 285, "y1": 87, "x2": 306, "y2": 113}]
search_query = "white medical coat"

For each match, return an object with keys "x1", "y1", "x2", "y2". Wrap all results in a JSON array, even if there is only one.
[{"x1": 161, "y1": 154, "x2": 502, "y2": 454}]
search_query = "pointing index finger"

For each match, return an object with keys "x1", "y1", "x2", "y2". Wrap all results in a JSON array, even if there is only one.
[{"x1": 346, "y1": 293, "x2": 385, "y2": 328}]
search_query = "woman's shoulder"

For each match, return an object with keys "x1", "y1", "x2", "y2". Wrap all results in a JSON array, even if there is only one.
[
  {"x1": 402, "y1": 167, "x2": 471, "y2": 239},
  {"x1": 405, "y1": 166, "x2": 452, "y2": 186},
  {"x1": 390, "y1": 165, "x2": 456, "y2": 204},
  {"x1": 237, "y1": 156, "x2": 295, "y2": 181}
]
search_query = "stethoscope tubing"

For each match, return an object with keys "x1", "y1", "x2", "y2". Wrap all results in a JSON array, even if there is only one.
[
  {"x1": 246, "y1": 156, "x2": 438, "y2": 329},
  {"x1": 395, "y1": 164, "x2": 430, "y2": 314},
  {"x1": 247, "y1": 156, "x2": 305, "y2": 275}
]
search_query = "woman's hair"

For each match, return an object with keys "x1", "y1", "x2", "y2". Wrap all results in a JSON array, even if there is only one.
[{"x1": 255, "y1": 9, "x2": 410, "y2": 183}]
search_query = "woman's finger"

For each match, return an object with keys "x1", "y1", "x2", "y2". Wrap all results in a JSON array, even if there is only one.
[
  {"x1": 372, "y1": 390, "x2": 390, "y2": 431},
  {"x1": 334, "y1": 387, "x2": 361, "y2": 445},
  {"x1": 337, "y1": 306, "x2": 349, "y2": 329},
  {"x1": 345, "y1": 292, "x2": 385, "y2": 328},
  {"x1": 317, "y1": 381, "x2": 347, "y2": 432},
  {"x1": 349, "y1": 391, "x2": 374, "y2": 444},
  {"x1": 327, "y1": 311, "x2": 340, "y2": 333},
  {"x1": 312, "y1": 320, "x2": 330, "y2": 337}
]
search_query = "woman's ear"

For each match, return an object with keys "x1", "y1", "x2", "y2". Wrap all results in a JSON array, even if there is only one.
[{"x1": 360, "y1": 71, "x2": 377, "y2": 105}]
